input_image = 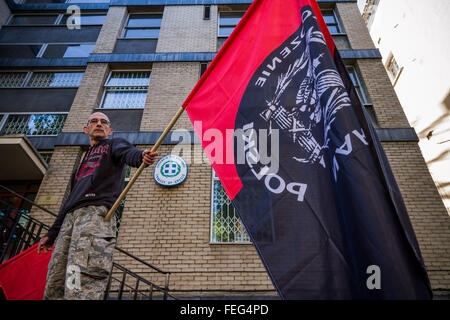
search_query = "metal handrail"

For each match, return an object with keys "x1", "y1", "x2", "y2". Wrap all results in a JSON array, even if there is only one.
[
  {"x1": 0, "y1": 184, "x2": 174, "y2": 300},
  {"x1": 0, "y1": 184, "x2": 56, "y2": 217}
]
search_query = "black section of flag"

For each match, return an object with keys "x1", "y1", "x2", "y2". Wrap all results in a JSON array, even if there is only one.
[{"x1": 232, "y1": 5, "x2": 431, "y2": 299}]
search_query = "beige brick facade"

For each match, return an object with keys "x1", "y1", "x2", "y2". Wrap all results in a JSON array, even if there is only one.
[
  {"x1": 31, "y1": 147, "x2": 82, "y2": 227},
  {"x1": 114, "y1": 145, "x2": 275, "y2": 293},
  {"x1": 157, "y1": 5, "x2": 218, "y2": 53},
  {"x1": 383, "y1": 142, "x2": 450, "y2": 291},
  {"x1": 357, "y1": 59, "x2": 411, "y2": 128},
  {"x1": 336, "y1": 2, "x2": 376, "y2": 50},
  {"x1": 62, "y1": 63, "x2": 110, "y2": 133},
  {"x1": 93, "y1": 6, "x2": 128, "y2": 54},
  {"x1": 140, "y1": 62, "x2": 199, "y2": 132},
  {"x1": 20, "y1": 1, "x2": 448, "y2": 297}
]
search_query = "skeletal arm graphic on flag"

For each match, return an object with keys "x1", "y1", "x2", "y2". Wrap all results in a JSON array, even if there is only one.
[{"x1": 103, "y1": 106, "x2": 186, "y2": 222}]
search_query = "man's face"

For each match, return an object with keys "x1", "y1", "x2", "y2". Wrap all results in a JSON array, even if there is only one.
[{"x1": 83, "y1": 113, "x2": 113, "y2": 140}]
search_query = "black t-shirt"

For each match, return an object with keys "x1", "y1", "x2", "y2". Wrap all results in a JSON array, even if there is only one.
[{"x1": 45, "y1": 138, "x2": 143, "y2": 244}]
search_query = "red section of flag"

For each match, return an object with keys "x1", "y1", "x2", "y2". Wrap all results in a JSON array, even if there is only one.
[
  {"x1": 183, "y1": 0, "x2": 334, "y2": 200},
  {"x1": 0, "y1": 243, "x2": 52, "y2": 300}
]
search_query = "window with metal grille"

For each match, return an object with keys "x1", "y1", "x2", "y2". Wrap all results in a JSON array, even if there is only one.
[
  {"x1": 27, "y1": 72, "x2": 84, "y2": 87},
  {"x1": 123, "y1": 14, "x2": 162, "y2": 39},
  {"x1": 0, "y1": 114, "x2": 67, "y2": 136},
  {"x1": 0, "y1": 71, "x2": 84, "y2": 88},
  {"x1": 39, "y1": 151, "x2": 53, "y2": 164},
  {"x1": 100, "y1": 71, "x2": 151, "y2": 109},
  {"x1": 322, "y1": 9, "x2": 343, "y2": 34},
  {"x1": 0, "y1": 72, "x2": 28, "y2": 88},
  {"x1": 211, "y1": 171, "x2": 250, "y2": 244}
]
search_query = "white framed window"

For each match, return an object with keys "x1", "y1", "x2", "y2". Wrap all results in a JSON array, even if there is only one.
[
  {"x1": 100, "y1": 71, "x2": 151, "y2": 109},
  {"x1": 122, "y1": 14, "x2": 162, "y2": 39},
  {"x1": 210, "y1": 170, "x2": 251, "y2": 244},
  {"x1": 386, "y1": 53, "x2": 402, "y2": 86}
]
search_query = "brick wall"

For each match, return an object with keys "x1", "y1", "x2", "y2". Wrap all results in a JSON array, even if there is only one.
[
  {"x1": 114, "y1": 145, "x2": 275, "y2": 293},
  {"x1": 27, "y1": 2, "x2": 449, "y2": 296},
  {"x1": 157, "y1": 5, "x2": 218, "y2": 53},
  {"x1": 383, "y1": 142, "x2": 450, "y2": 292},
  {"x1": 62, "y1": 63, "x2": 110, "y2": 133},
  {"x1": 336, "y1": 2, "x2": 376, "y2": 50},
  {"x1": 93, "y1": 6, "x2": 128, "y2": 54},
  {"x1": 357, "y1": 59, "x2": 411, "y2": 128},
  {"x1": 31, "y1": 147, "x2": 82, "y2": 227},
  {"x1": 140, "y1": 62, "x2": 199, "y2": 132}
]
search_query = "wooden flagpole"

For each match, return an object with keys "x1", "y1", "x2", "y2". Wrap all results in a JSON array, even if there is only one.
[{"x1": 104, "y1": 106, "x2": 186, "y2": 222}]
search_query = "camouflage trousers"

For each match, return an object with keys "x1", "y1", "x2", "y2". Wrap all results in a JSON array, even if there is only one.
[{"x1": 43, "y1": 205, "x2": 117, "y2": 300}]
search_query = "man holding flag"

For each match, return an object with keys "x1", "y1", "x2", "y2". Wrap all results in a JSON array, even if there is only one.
[
  {"x1": 182, "y1": 0, "x2": 432, "y2": 299},
  {"x1": 37, "y1": 112, "x2": 158, "y2": 300}
]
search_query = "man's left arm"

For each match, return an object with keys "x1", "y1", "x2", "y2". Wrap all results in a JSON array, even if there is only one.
[{"x1": 112, "y1": 138, "x2": 158, "y2": 167}]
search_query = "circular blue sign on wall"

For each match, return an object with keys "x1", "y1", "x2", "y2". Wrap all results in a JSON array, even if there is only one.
[{"x1": 154, "y1": 154, "x2": 188, "y2": 187}]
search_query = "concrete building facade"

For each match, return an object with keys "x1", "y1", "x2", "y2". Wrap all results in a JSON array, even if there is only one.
[
  {"x1": 0, "y1": 0, "x2": 449, "y2": 298},
  {"x1": 361, "y1": 0, "x2": 450, "y2": 217}
]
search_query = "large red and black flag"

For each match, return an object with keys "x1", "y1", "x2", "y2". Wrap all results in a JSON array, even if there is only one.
[{"x1": 183, "y1": 0, "x2": 431, "y2": 299}]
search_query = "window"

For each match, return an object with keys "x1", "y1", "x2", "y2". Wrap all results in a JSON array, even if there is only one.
[
  {"x1": 322, "y1": 9, "x2": 343, "y2": 34},
  {"x1": 0, "y1": 45, "x2": 43, "y2": 59},
  {"x1": 39, "y1": 151, "x2": 53, "y2": 164},
  {"x1": 7, "y1": 14, "x2": 58, "y2": 25},
  {"x1": 346, "y1": 65, "x2": 379, "y2": 127},
  {"x1": 211, "y1": 171, "x2": 250, "y2": 243},
  {"x1": 60, "y1": 14, "x2": 106, "y2": 26},
  {"x1": 7, "y1": 13, "x2": 106, "y2": 26},
  {"x1": 0, "y1": 71, "x2": 84, "y2": 88},
  {"x1": 346, "y1": 66, "x2": 370, "y2": 105},
  {"x1": 123, "y1": 14, "x2": 162, "y2": 39},
  {"x1": 0, "y1": 72, "x2": 28, "y2": 88},
  {"x1": 204, "y1": 6, "x2": 211, "y2": 20},
  {"x1": 27, "y1": 72, "x2": 84, "y2": 87},
  {"x1": 0, "y1": 113, "x2": 67, "y2": 136},
  {"x1": 41, "y1": 43, "x2": 95, "y2": 58},
  {"x1": 199, "y1": 63, "x2": 208, "y2": 79},
  {"x1": 218, "y1": 12, "x2": 244, "y2": 37},
  {"x1": 100, "y1": 71, "x2": 151, "y2": 109},
  {"x1": 386, "y1": 54, "x2": 401, "y2": 84}
]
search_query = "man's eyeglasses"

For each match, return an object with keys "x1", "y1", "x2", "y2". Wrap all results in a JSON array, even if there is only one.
[{"x1": 87, "y1": 118, "x2": 110, "y2": 126}]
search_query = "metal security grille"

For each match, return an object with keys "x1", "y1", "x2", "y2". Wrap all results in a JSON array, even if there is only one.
[
  {"x1": 211, "y1": 173, "x2": 250, "y2": 243},
  {"x1": 27, "y1": 72, "x2": 84, "y2": 87},
  {"x1": 102, "y1": 71, "x2": 150, "y2": 109},
  {"x1": 0, "y1": 72, "x2": 28, "y2": 88},
  {"x1": 0, "y1": 114, "x2": 67, "y2": 136}
]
